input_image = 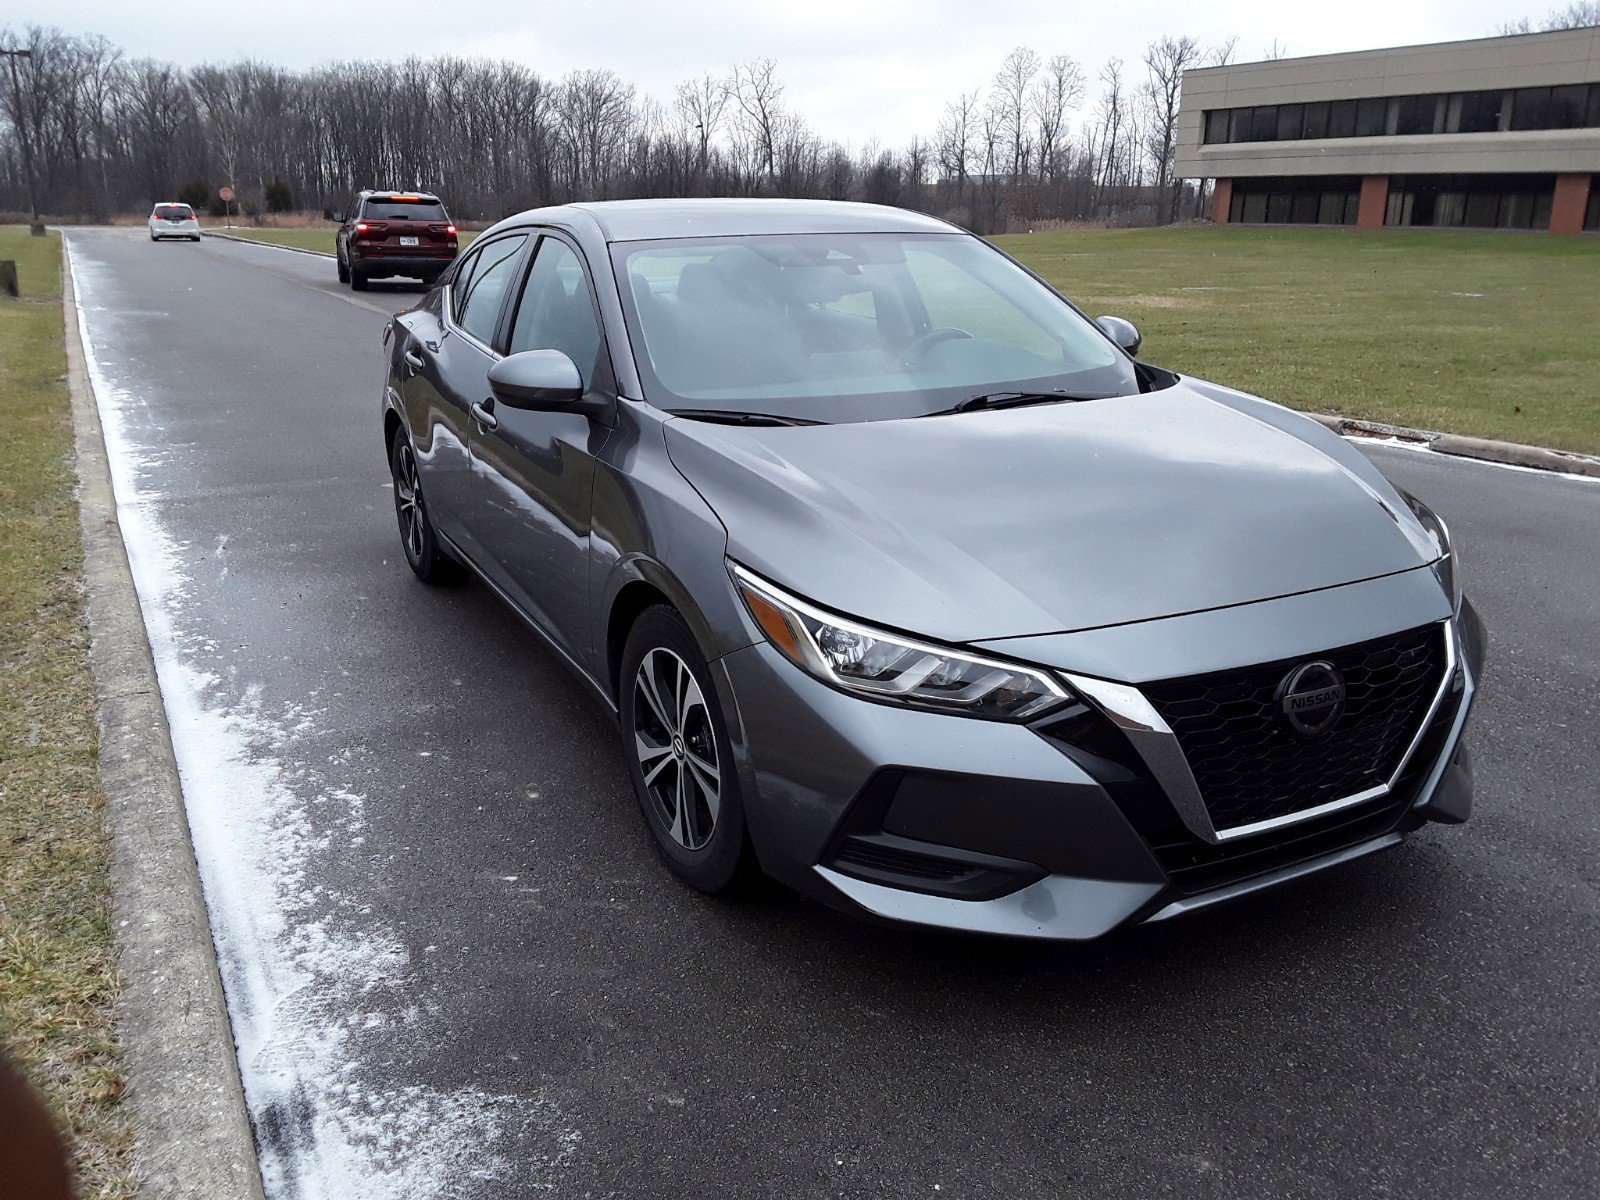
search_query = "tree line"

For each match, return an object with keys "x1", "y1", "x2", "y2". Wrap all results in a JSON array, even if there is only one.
[{"x1": 1, "y1": 25, "x2": 1240, "y2": 231}]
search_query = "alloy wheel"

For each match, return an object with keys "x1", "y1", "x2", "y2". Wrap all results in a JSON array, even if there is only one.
[
  {"x1": 393, "y1": 441, "x2": 425, "y2": 562},
  {"x1": 632, "y1": 647, "x2": 721, "y2": 851}
]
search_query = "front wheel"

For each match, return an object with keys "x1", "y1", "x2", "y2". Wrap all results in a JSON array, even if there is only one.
[
  {"x1": 389, "y1": 435, "x2": 461, "y2": 584},
  {"x1": 336, "y1": 253, "x2": 349, "y2": 283},
  {"x1": 620, "y1": 607, "x2": 754, "y2": 894}
]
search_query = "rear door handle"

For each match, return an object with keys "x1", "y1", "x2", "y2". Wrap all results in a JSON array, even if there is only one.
[
  {"x1": 403, "y1": 347, "x2": 426, "y2": 370},
  {"x1": 471, "y1": 398, "x2": 498, "y2": 431}
]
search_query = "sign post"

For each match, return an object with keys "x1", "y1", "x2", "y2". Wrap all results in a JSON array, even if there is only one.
[{"x1": 219, "y1": 185, "x2": 236, "y2": 228}]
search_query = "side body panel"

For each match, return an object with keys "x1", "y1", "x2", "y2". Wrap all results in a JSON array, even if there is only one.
[{"x1": 392, "y1": 292, "x2": 478, "y2": 547}]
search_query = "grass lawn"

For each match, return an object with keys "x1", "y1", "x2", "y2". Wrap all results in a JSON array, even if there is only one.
[
  {"x1": 0, "y1": 227, "x2": 134, "y2": 1196},
  {"x1": 208, "y1": 225, "x2": 478, "y2": 254},
  {"x1": 995, "y1": 225, "x2": 1600, "y2": 456}
]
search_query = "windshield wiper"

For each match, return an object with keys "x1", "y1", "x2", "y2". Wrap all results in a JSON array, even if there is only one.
[
  {"x1": 918, "y1": 390, "x2": 1102, "y2": 418},
  {"x1": 666, "y1": 408, "x2": 825, "y2": 428}
]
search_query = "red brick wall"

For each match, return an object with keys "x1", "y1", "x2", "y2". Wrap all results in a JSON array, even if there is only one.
[
  {"x1": 1212, "y1": 178, "x2": 1233, "y2": 224},
  {"x1": 1356, "y1": 176, "x2": 1390, "y2": 230},
  {"x1": 1550, "y1": 174, "x2": 1592, "y2": 235}
]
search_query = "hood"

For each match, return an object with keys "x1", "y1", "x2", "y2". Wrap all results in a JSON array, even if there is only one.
[{"x1": 664, "y1": 383, "x2": 1440, "y2": 643}]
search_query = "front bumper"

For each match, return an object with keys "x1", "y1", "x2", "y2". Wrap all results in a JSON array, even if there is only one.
[{"x1": 713, "y1": 585, "x2": 1483, "y2": 941}]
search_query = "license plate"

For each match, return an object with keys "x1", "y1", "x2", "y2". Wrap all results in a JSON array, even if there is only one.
[{"x1": 399, "y1": 236, "x2": 419, "y2": 247}]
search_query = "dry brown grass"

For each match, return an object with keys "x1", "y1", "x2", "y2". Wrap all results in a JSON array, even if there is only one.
[{"x1": 0, "y1": 226, "x2": 136, "y2": 1198}]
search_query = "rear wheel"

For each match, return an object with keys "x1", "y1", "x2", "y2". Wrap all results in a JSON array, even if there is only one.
[
  {"x1": 620, "y1": 607, "x2": 754, "y2": 894},
  {"x1": 336, "y1": 253, "x2": 349, "y2": 283},
  {"x1": 389, "y1": 435, "x2": 461, "y2": 584}
]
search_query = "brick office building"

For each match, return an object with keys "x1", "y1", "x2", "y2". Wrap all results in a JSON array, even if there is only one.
[{"x1": 1174, "y1": 27, "x2": 1600, "y2": 234}]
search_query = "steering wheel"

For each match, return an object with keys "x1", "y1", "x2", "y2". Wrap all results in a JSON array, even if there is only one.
[{"x1": 900, "y1": 326, "x2": 972, "y2": 369}]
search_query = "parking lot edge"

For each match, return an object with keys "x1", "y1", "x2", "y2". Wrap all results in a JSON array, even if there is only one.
[{"x1": 61, "y1": 241, "x2": 268, "y2": 1200}]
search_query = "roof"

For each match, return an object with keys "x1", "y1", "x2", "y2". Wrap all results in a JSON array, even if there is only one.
[
  {"x1": 560, "y1": 198, "x2": 957, "y2": 241},
  {"x1": 360, "y1": 190, "x2": 442, "y2": 200},
  {"x1": 1183, "y1": 24, "x2": 1600, "y2": 79}
]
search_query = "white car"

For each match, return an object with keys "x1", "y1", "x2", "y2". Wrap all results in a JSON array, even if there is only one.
[{"x1": 149, "y1": 203, "x2": 201, "y2": 242}]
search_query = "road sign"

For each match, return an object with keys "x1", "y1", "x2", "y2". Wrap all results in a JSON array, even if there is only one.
[{"x1": 219, "y1": 186, "x2": 235, "y2": 202}]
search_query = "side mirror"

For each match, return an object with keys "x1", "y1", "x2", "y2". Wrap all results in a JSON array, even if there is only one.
[
  {"x1": 330, "y1": 210, "x2": 346, "y2": 223},
  {"x1": 1095, "y1": 315, "x2": 1142, "y2": 358},
  {"x1": 488, "y1": 350, "x2": 585, "y2": 410}
]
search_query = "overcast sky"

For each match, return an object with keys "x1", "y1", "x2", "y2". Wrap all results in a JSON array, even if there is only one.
[{"x1": 12, "y1": 0, "x2": 1566, "y2": 145}]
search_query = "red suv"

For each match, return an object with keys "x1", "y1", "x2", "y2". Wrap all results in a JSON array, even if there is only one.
[{"x1": 332, "y1": 190, "x2": 458, "y2": 290}]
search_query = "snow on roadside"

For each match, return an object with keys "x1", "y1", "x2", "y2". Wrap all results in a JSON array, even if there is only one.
[{"x1": 67, "y1": 238, "x2": 580, "y2": 1198}]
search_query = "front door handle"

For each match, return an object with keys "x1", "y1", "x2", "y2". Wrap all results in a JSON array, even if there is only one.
[
  {"x1": 471, "y1": 398, "x2": 498, "y2": 431},
  {"x1": 402, "y1": 347, "x2": 426, "y2": 371}
]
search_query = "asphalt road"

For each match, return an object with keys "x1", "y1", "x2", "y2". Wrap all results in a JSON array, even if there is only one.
[{"x1": 68, "y1": 226, "x2": 1599, "y2": 1199}]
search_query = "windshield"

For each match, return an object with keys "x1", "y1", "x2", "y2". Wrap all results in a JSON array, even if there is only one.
[
  {"x1": 154, "y1": 205, "x2": 193, "y2": 219},
  {"x1": 612, "y1": 232, "x2": 1140, "y2": 423},
  {"x1": 363, "y1": 199, "x2": 448, "y2": 222}
]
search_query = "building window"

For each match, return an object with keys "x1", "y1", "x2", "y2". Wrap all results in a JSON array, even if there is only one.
[
  {"x1": 1384, "y1": 174, "x2": 1557, "y2": 229},
  {"x1": 1355, "y1": 97, "x2": 1389, "y2": 137},
  {"x1": 1550, "y1": 84, "x2": 1589, "y2": 128},
  {"x1": 1510, "y1": 87, "x2": 1552, "y2": 130},
  {"x1": 1394, "y1": 94, "x2": 1443, "y2": 135},
  {"x1": 1452, "y1": 90, "x2": 1506, "y2": 133},
  {"x1": 1200, "y1": 82, "x2": 1600, "y2": 145},
  {"x1": 1228, "y1": 176, "x2": 1361, "y2": 224},
  {"x1": 1328, "y1": 100, "x2": 1358, "y2": 138}
]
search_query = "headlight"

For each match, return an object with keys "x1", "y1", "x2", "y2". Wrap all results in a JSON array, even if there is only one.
[
  {"x1": 1405, "y1": 494, "x2": 1462, "y2": 610},
  {"x1": 731, "y1": 564, "x2": 1071, "y2": 722}
]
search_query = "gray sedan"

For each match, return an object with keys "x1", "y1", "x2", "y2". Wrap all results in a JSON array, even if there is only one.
[{"x1": 381, "y1": 198, "x2": 1483, "y2": 940}]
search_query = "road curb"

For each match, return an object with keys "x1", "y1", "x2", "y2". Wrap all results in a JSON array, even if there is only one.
[
  {"x1": 1309, "y1": 412, "x2": 1600, "y2": 479},
  {"x1": 201, "y1": 229, "x2": 334, "y2": 257},
  {"x1": 62, "y1": 240, "x2": 268, "y2": 1200}
]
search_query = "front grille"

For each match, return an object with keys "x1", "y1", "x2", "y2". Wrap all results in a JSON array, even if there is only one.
[
  {"x1": 1143, "y1": 624, "x2": 1446, "y2": 834},
  {"x1": 1150, "y1": 683, "x2": 1462, "y2": 894}
]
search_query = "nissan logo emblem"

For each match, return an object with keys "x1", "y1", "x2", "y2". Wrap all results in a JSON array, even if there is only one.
[{"x1": 1277, "y1": 661, "x2": 1346, "y2": 738}]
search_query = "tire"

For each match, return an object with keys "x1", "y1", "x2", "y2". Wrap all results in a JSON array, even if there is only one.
[
  {"x1": 191, "y1": 235, "x2": 201, "y2": 242},
  {"x1": 350, "y1": 268, "x2": 369, "y2": 291},
  {"x1": 336, "y1": 253, "x2": 349, "y2": 283},
  {"x1": 388, "y1": 434, "x2": 462, "y2": 584},
  {"x1": 620, "y1": 606, "x2": 755, "y2": 894}
]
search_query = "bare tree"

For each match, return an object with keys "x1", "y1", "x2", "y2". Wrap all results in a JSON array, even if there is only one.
[
  {"x1": 1142, "y1": 35, "x2": 1202, "y2": 222},
  {"x1": 0, "y1": 24, "x2": 1239, "y2": 229},
  {"x1": 936, "y1": 90, "x2": 978, "y2": 210},
  {"x1": 1497, "y1": 2, "x2": 1600, "y2": 32},
  {"x1": 674, "y1": 72, "x2": 725, "y2": 188},
  {"x1": 992, "y1": 46, "x2": 1040, "y2": 181},
  {"x1": 1031, "y1": 54, "x2": 1086, "y2": 184},
  {"x1": 728, "y1": 58, "x2": 783, "y2": 184}
]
